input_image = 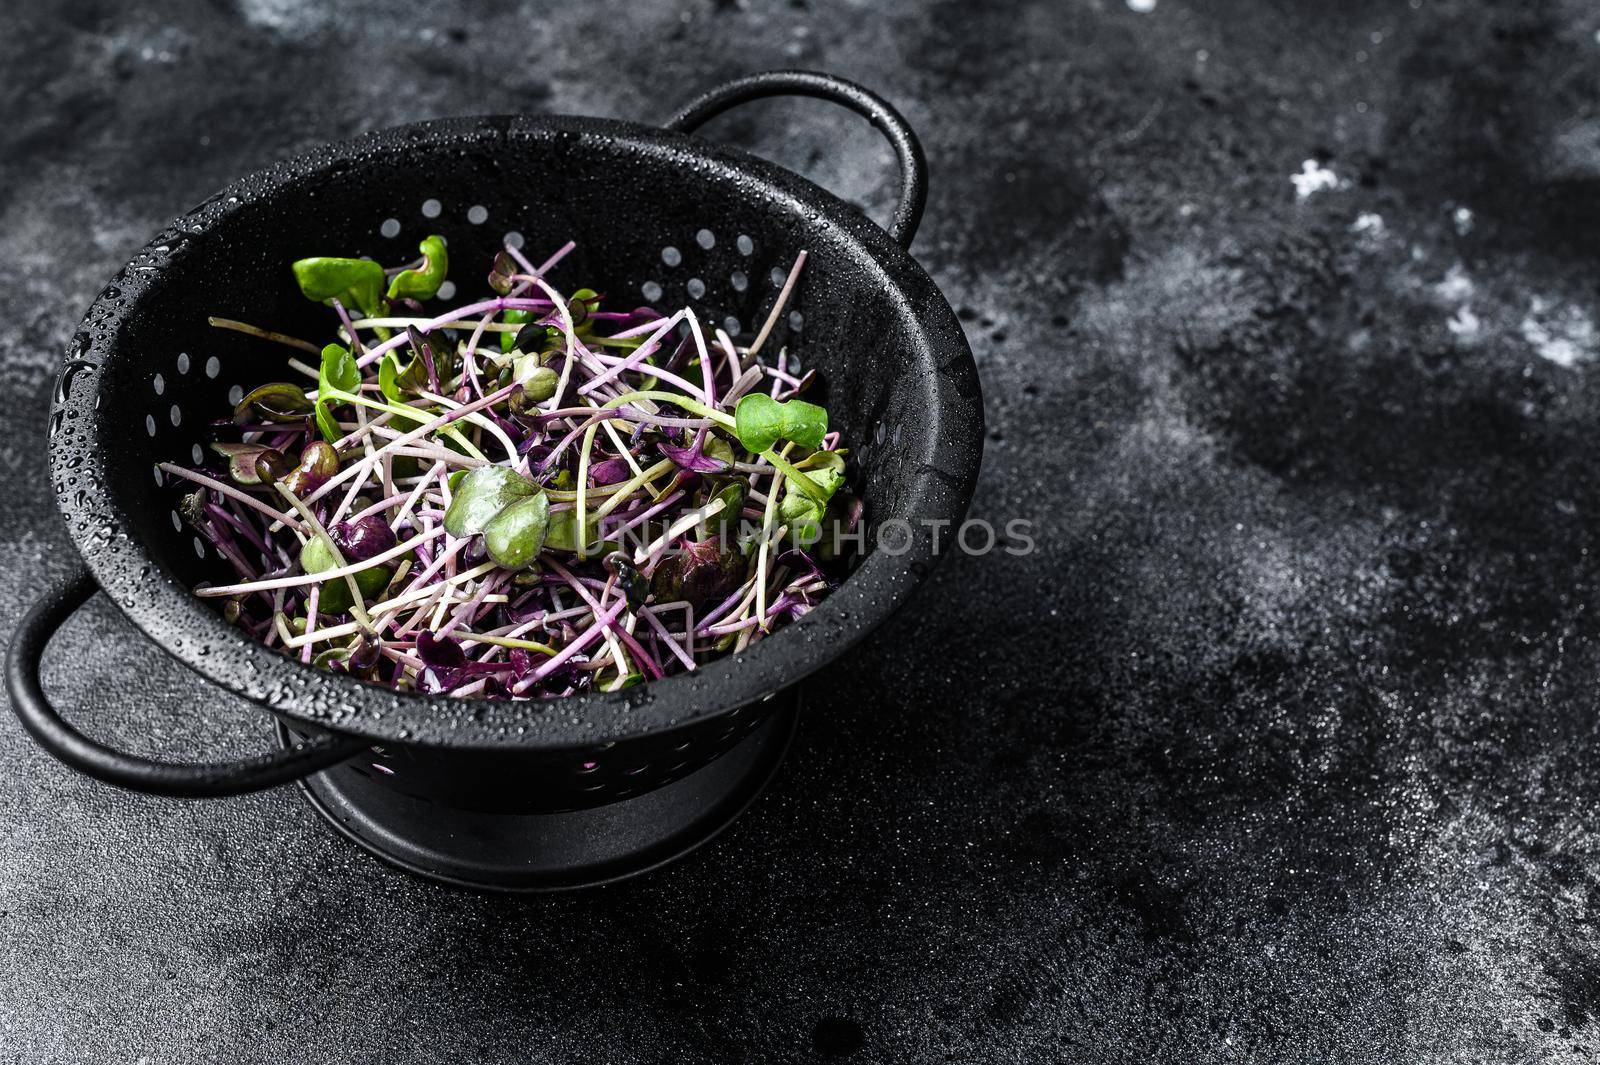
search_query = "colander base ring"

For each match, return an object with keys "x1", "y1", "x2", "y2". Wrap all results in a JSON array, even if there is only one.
[{"x1": 277, "y1": 693, "x2": 799, "y2": 892}]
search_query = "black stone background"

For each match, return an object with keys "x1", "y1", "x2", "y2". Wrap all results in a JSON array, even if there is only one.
[{"x1": 5, "y1": 0, "x2": 1600, "y2": 1061}]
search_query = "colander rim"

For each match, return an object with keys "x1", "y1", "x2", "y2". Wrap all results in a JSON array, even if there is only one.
[{"x1": 48, "y1": 109, "x2": 982, "y2": 750}]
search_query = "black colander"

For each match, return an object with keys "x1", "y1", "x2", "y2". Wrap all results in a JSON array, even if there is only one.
[{"x1": 7, "y1": 71, "x2": 982, "y2": 891}]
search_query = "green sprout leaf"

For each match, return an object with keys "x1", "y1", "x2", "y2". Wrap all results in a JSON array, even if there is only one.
[
  {"x1": 512, "y1": 356, "x2": 560, "y2": 402},
  {"x1": 292, "y1": 256, "x2": 386, "y2": 318},
  {"x1": 510, "y1": 321, "x2": 562, "y2": 355},
  {"x1": 317, "y1": 565, "x2": 391, "y2": 614},
  {"x1": 232, "y1": 382, "x2": 313, "y2": 424},
  {"x1": 499, "y1": 308, "x2": 530, "y2": 352},
  {"x1": 377, "y1": 352, "x2": 404, "y2": 403},
  {"x1": 315, "y1": 342, "x2": 359, "y2": 444},
  {"x1": 703, "y1": 480, "x2": 745, "y2": 538},
  {"x1": 733, "y1": 393, "x2": 828, "y2": 453},
  {"x1": 299, "y1": 533, "x2": 339, "y2": 574},
  {"x1": 733, "y1": 393, "x2": 783, "y2": 452},
  {"x1": 778, "y1": 451, "x2": 846, "y2": 544},
  {"x1": 780, "y1": 493, "x2": 825, "y2": 545},
  {"x1": 482, "y1": 493, "x2": 551, "y2": 570},
  {"x1": 312, "y1": 645, "x2": 350, "y2": 670},
  {"x1": 606, "y1": 671, "x2": 645, "y2": 691},
  {"x1": 386, "y1": 235, "x2": 449, "y2": 301},
  {"x1": 544, "y1": 508, "x2": 603, "y2": 554},
  {"x1": 444, "y1": 465, "x2": 538, "y2": 538},
  {"x1": 699, "y1": 436, "x2": 736, "y2": 472},
  {"x1": 379, "y1": 328, "x2": 460, "y2": 404},
  {"x1": 568, "y1": 288, "x2": 602, "y2": 328}
]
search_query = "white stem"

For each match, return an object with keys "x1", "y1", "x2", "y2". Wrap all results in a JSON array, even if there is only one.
[
  {"x1": 196, "y1": 527, "x2": 446, "y2": 597},
  {"x1": 158, "y1": 464, "x2": 306, "y2": 534},
  {"x1": 748, "y1": 250, "x2": 807, "y2": 361}
]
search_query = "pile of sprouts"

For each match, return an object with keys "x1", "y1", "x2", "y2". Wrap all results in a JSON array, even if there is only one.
[{"x1": 166, "y1": 235, "x2": 859, "y2": 699}]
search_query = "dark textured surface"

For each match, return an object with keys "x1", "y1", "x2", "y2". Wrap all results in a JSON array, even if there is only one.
[{"x1": 4, "y1": 0, "x2": 1600, "y2": 1061}]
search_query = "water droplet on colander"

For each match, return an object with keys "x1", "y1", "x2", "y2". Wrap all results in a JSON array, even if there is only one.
[{"x1": 56, "y1": 359, "x2": 97, "y2": 403}]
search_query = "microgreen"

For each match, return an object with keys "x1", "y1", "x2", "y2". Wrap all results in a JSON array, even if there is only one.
[
  {"x1": 317, "y1": 565, "x2": 392, "y2": 614},
  {"x1": 545, "y1": 510, "x2": 612, "y2": 555},
  {"x1": 651, "y1": 537, "x2": 746, "y2": 610},
  {"x1": 378, "y1": 329, "x2": 456, "y2": 403},
  {"x1": 281, "y1": 440, "x2": 339, "y2": 496},
  {"x1": 292, "y1": 256, "x2": 387, "y2": 318},
  {"x1": 500, "y1": 308, "x2": 531, "y2": 352},
  {"x1": 704, "y1": 480, "x2": 746, "y2": 537},
  {"x1": 315, "y1": 343, "x2": 360, "y2": 443},
  {"x1": 777, "y1": 452, "x2": 844, "y2": 544},
  {"x1": 386, "y1": 235, "x2": 449, "y2": 301},
  {"x1": 487, "y1": 251, "x2": 517, "y2": 296},
  {"x1": 300, "y1": 533, "x2": 338, "y2": 575},
  {"x1": 567, "y1": 287, "x2": 602, "y2": 327},
  {"x1": 210, "y1": 442, "x2": 281, "y2": 485},
  {"x1": 482, "y1": 493, "x2": 551, "y2": 570},
  {"x1": 182, "y1": 244, "x2": 855, "y2": 700},
  {"x1": 377, "y1": 353, "x2": 405, "y2": 403},
  {"x1": 443, "y1": 465, "x2": 539, "y2": 537},
  {"x1": 661, "y1": 434, "x2": 735, "y2": 474},
  {"x1": 232, "y1": 382, "x2": 313, "y2": 424},
  {"x1": 733, "y1": 393, "x2": 828, "y2": 453},
  {"x1": 511, "y1": 356, "x2": 559, "y2": 402}
]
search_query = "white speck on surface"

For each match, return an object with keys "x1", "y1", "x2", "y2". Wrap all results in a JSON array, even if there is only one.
[
  {"x1": 1351, "y1": 212, "x2": 1386, "y2": 237},
  {"x1": 1446, "y1": 305, "x2": 1480, "y2": 340},
  {"x1": 1291, "y1": 159, "x2": 1341, "y2": 200},
  {"x1": 1126, "y1": 0, "x2": 1157, "y2": 11},
  {"x1": 237, "y1": 0, "x2": 328, "y2": 37},
  {"x1": 1452, "y1": 206, "x2": 1474, "y2": 235},
  {"x1": 1520, "y1": 298, "x2": 1597, "y2": 367},
  {"x1": 1433, "y1": 263, "x2": 1474, "y2": 302}
]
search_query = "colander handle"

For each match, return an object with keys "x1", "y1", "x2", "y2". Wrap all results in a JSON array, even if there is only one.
[
  {"x1": 6, "y1": 565, "x2": 370, "y2": 798},
  {"x1": 665, "y1": 70, "x2": 928, "y2": 249}
]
